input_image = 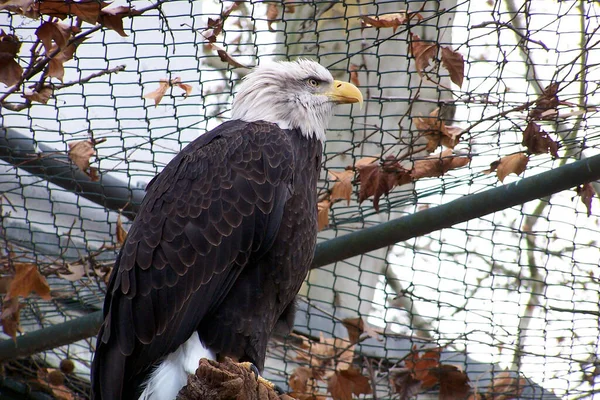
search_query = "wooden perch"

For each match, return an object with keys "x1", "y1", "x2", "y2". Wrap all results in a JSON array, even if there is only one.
[{"x1": 177, "y1": 357, "x2": 296, "y2": 400}]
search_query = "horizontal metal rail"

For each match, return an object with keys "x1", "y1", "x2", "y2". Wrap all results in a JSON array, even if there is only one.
[
  {"x1": 0, "y1": 127, "x2": 145, "y2": 219},
  {"x1": 1, "y1": 153, "x2": 600, "y2": 361}
]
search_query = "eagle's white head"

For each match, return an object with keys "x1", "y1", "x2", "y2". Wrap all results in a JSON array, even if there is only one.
[{"x1": 231, "y1": 59, "x2": 363, "y2": 142}]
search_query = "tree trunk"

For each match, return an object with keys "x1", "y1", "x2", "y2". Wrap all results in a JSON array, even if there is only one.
[{"x1": 276, "y1": 0, "x2": 457, "y2": 328}]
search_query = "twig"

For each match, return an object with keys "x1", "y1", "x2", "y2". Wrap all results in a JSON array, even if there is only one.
[
  {"x1": 363, "y1": 356, "x2": 378, "y2": 400},
  {"x1": 549, "y1": 307, "x2": 600, "y2": 317},
  {"x1": 383, "y1": 265, "x2": 433, "y2": 340},
  {"x1": 50, "y1": 65, "x2": 126, "y2": 92},
  {"x1": 0, "y1": 0, "x2": 166, "y2": 108},
  {"x1": 511, "y1": 197, "x2": 549, "y2": 370},
  {"x1": 471, "y1": 21, "x2": 549, "y2": 51}
]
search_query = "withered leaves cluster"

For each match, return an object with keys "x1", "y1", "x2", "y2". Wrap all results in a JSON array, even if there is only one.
[
  {"x1": 289, "y1": 317, "x2": 377, "y2": 400},
  {"x1": 360, "y1": 12, "x2": 423, "y2": 33},
  {"x1": 1, "y1": 0, "x2": 143, "y2": 37},
  {"x1": 0, "y1": 30, "x2": 23, "y2": 87},
  {"x1": 390, "y1": 347, "x2": 527, "y2": 400},
  {"x1": 143, "y1": 77, "x2": 193, "y2": 106},
  {"x1": 318, "y1": 149, "x2": 470, "y2": 227},
  {"x1": 67, "y1": 138, "x2": 106, "y2": 181},
  {"x1": 409, "y1": 33, "x2": 465, "y2": 88},
  {"x1": 414, "y1": 108, "x2": 464, "y2": 152},
  {"x1": 483, "y1": 83, "x2": 562, "y2": 183},
  {"x1": 576, "y1": 183, "x2": 595, "y2": 217},
  {"x1": 483, "y1": 153, "x2": 529, "y2": 183},
  {"x1": 1, "y1": 262, "x2": 51, "y2": 340}
]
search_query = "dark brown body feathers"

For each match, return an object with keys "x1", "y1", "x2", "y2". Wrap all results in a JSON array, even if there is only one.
[{"x1": 92, "y1": 121, "x2": 322, "y2": 399}]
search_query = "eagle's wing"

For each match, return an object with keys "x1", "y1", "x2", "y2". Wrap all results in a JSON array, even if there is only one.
[{"x1": 92, "y1": 121, "x2": 295, "y2": 399}]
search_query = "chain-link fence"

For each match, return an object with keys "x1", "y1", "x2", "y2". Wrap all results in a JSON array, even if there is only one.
[{"x1": 1, "y1": 0, "x2": 600, "y2": 399}]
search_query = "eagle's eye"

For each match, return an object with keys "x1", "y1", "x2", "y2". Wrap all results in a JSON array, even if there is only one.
[{"x1": 307, "y1": 78, "x2": 320, "y2": 87}]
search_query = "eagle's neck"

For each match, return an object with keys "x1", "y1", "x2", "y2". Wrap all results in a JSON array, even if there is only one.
[{"x1": 231, "y1": 88, "x2": 333, "y2": 142}]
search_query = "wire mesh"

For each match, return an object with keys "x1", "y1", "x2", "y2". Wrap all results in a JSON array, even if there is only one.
[{"x1": 1, "y1": 0, "x2": 600, "y2": 399}]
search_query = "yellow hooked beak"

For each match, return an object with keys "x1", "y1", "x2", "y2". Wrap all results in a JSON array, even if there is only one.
[{"x1": 327, "y1": 80, "x2": 363, "y2": 107}]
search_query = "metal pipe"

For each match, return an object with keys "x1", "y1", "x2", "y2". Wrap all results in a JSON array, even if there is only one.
[
  {"x1": 0, "y1": 312, "x2": 103, "y2": 361},
  {"x1": 0, "y1": 128, "x2": 145, "y2": 219},
  {"x1": 311, "y1": 153, "x2": 600, "y2": 268},
  {"x1": 1, "y1": 154, "x2": 599, "y2": 361}
]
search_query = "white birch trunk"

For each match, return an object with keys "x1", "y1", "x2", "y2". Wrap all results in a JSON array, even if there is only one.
[{"x1": 275, "y1": 0, "x2": 458, "y2": 327}]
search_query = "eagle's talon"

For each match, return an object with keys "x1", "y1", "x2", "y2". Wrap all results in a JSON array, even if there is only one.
[
  {"x1": 240, "y1": 361, "x2": 261, "y2": 380},
  {"x1": 273, "y1": 384, "x2": 285, "y2": 394},
  {"x1": 239, "y1": 362, "x2": 276, "y2": 390}
]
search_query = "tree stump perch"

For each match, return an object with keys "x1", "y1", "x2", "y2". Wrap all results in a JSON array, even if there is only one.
[{"x1": 177, "y1": 358, "x2": 296, "y2": 400}]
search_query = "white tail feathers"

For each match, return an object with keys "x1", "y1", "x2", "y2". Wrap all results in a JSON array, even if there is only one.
[{"x1": 138, "y1": 332, "x2": 216, "y2": 400}]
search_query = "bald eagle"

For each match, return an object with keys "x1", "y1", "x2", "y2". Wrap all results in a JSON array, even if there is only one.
[{"x1": 91, "y1": 60, "x2": 362, "y2": 400}]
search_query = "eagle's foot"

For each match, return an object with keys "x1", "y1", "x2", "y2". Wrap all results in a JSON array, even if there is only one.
[{"x1": 239, "y1": 362, "x2": 277, "y2": 390}]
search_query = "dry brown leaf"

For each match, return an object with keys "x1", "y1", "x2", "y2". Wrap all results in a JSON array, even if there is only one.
[
  {"x1": 47, "y1": 37, "x2": 85, "y2": 82},
  {"x1": 405, "y1": 347, "x2": 441, "y2": 389},
  {"x1": 38, "y1": 0, "x2": 108, "y2": 24},
  {"x1": 349, "y1": 64, "x2": 360, "y2": 87},
  {"x1": 88, "y1": 166, "x2": 100, "y2": 182},
  {"x1": 389, "y1": 369, "x2": 422, "y2": 400},
  {"x1": 328, "y1": 170, "x2": 354, "y2": 205},
  {"x1": 23, "y1": 85, "x2": 53, "y2": 104},
  {"x1": 144, "y1": 77, "x2": 194, "y2": 106},
  {"x1": 410, "y1": 34, "x2": 464, "y2": 87},
  {"x1": 341, "y1": 317, "x2": 380, "y2": 345},
  {"x1": 317, "y1": 200, "x2": 330, "y2": 231},
  {"x1": 354, "y1": 157, "x2": 378, "y2": 168},
  {"x1": 289, "y1": 366, "x2": 313, "y2": 394},
  {"x1": 360, "y1": 12, "x2": 423, "y2": 33},
  {"x1": 576, "y1": 183, "x2": 594, "y2": 217},
  {"x1": 116, "y1": 213, "x2": 128, "y2": 245},
  {"x1": 30, "y1": 1, "x2": 143, "y2": 38},
  {"x1": 68, "y1": 140, "x2": 96, "y2": 173},
  {"x1": 327, "y1": 367, "x2": 372, "y2": 400},
  {"x1": 0, "y1": 30, "x2": 23, "y2": 87},
  {"x1": 411, "y1": 149, "x2": 470, "y2": 180},
  {"x1": 487, "y1": 371, "x2": 526, "y2": 400},
  {"x1": 283, "y1": 0, "x2": 296, "y2": 14},
  {"x1": 204, "y1": 2, "x2": 241, "y2": 43},
  {"x1": 529, "y1": 82, "x2": 559, "y2": 120},
  {"x1": 60, "y1": 359, "x2": 76, "y2": 374},
  {"x1": 467, "y1": 394, "x2": 484, "y2": 400},
  {"x1": 144, "y1": 80, "x2": 170, "y2": 106},
  {"x1": 434, "y1": 364, "x2": 472, "y2": 400},
  {"x1": 204, "y1": 19, "x2": 221, "y2": 43},
  {"x1": 35, "y1": 21, "x2": 74, "y2": 54},
  {"x1": 0, "y1": 0, "x2": 38, "y2": 18},
  {"x1": 1, "y1": 297, "x2": 23, "y2": 339},
  {"x1": 94, "y1": 265, "x2": 112, "y2": 285},
  {"x1": 409, "y1": 33, "x2": 437, "y2": 76},
  {"x1": 484, "y1": 153, "x2": 529, "y2": 183},
  {"x1": 357, "y1": 158, "x2": 410, "y2": 211},
  {"x1": 8, "y1": 263, "x2": 51, "y2": 300},
  {"x1": 99, "y1": 5, "x2": 143, "y2": 37},
  {"x1": 0, "y1": 277, "x2": 12, "y2": 294},
  {"x1": 58, "y1": 263, "x2": 87, "y2": 282},
  {"x1": 177, "y1": 82, "x2": 193, "y2": 97},
  {"x1": 441, "y1": 46, "x2": 465, "y2": 87},
  {"x1": 296, "y1": 333, "x2": 355, "y2": 371},
  {"x1": 37, "y1": 368, "x2": 75, "y2": 400},
  {"x1": 342, "y1": 317, "x2": 364, "y2": 345},
  {"x1": 522, "y1": 121, "x2": 559, "y2": 157},
  {"x1": 267, "y1": 3, "x2": 279, "y2": 32},
  {"x1": 216, "y1": 47, "x2": 249, "y2": 68},
  {"x1": 414, "y1": 108, "x2": 462, "y2": 152}
]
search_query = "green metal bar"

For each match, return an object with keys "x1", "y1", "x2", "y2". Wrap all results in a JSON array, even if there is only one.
[
  {"x1": 311, "y1": 153, "x2": 600, "y2": 268},
  {"x1": 0, "y1": 128, "x2": 145, "y2": 219},
  {"x1": 1, "y1": 154, "x2": 600, "y2": 361},
  {"x1": 0, "y1": 312, "x2": 103, "y2": 361}
]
